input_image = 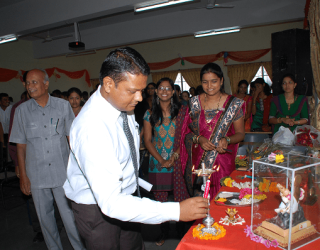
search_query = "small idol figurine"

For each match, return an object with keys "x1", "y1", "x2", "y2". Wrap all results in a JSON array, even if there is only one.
[{"x1": 269, "y1": 175, "x2": 306, "y2": 229}]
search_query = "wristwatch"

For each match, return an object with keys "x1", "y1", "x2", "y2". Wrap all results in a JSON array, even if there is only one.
[{"x1": 223, "y1": 136, "x2": 231, "y2": 144}]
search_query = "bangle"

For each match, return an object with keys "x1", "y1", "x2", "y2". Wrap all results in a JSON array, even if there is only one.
[
  {"x1": 196, "y1": 135, "x2": 202, "y2": 144},
  {"x1": 172, "y1": 152, "x2": 179, "y2": 160},
  {"x1": 222, "y1": 136, "x2": 231, "y2": 144},
  {"x1": 297, "y1": 121, "x2": 300, "y2": 125},
  {"x1": 192, "y1": 135, "x2": 197, "y2": 144}
]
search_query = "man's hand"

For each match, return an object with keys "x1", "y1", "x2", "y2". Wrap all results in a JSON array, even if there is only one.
[
  {"x1": 179, "y1": 197, "x2": 209, "y2": 221},
  {"x1": 20, "y1": 174, "x2": 31, "y2": 195}
]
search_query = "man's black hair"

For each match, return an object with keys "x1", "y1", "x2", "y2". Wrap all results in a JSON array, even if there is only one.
[
  {"x1": 99, "y1": 47, "x2": 150, "y2": 87},
  {"x1": 52, "y1": 89, "x2": 62, "y2": 97},
  {"x1": 0, "y1": 93, "x2": 9, "y2": 101}
]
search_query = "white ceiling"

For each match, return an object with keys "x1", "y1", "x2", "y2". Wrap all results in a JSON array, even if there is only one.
[{"x1": 0, "y1": 0, "x2": 305, "y2": 59}]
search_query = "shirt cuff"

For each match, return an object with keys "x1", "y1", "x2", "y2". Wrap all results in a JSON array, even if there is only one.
[{"x1": 159, "y1": 201, "x2": 180, "y2": 222}]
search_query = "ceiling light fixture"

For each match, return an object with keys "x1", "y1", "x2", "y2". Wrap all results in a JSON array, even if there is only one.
[
  {"x1": 0, "y1": 34, "x2": 18, "y2": 44},
  {"x1": 135, "y1": 0, "x2": 194, "y2": 12},
  {"x1": 194, "y1": 27, "x2": 240, "y2": 38}
]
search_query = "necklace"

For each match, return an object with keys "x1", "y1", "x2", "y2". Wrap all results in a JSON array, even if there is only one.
[
  {"x1": 204, "y1": 93, "x2": 222, "y2": 131},
  {"x1": 286, "y1": 95, "x2": 297, "y2": 111},
  {"x1": 204, "y1": 93, "x2": 222, "y2": 111}
]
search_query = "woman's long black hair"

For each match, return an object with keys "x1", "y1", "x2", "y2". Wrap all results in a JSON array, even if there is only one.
[{"x1": 150, "y1": 77, "x2": 180, "y2": 127}]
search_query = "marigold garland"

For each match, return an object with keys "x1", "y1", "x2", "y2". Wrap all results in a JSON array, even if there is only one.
[
  {"x1": 223, "y1": 177, "x2": 234, "y2": 187},
  {"x1": 193, "y1": 223, "x2": 226, "y2": 240},
  {"x1": 217, "y1": 198, "x2": 227, "y2": 202},
  {"x1": 243, "y1": 194, "x2": 267, "y2": 200},
  {"x1": 269, "y1": 182, "x2": 279, "y2": 192},
  {"x1": 259, "y1": 178, "x2": 270, "y2": 192}
]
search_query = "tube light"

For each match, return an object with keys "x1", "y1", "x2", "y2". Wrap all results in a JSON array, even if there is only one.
[
  {"x1": 0, "y1": 34, "x2": 17, "y2": 44},
  {"x1": 135, "y1": 0, "x2": 194, "y2": 12},
  {"x1": 194, "y1": 27, "x2": 240, "y2": 38}
]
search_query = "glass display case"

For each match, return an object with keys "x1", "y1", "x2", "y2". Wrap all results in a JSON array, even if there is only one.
[{"x1": 251, "y1": 154, "x2": 320, "y2": 250}]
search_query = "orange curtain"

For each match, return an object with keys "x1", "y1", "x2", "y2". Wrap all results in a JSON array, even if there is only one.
[
  {"x1": 152, "y1": 70, "x2": 179, "y2": 84},
  {"x1": 181, "y1": 68, "x2": 201, "y2": 88},
  {"x1": 148, "y1": 49, "x2": 271, "y2": 70},
  {"x1": 227, "y1": 62, "x2": 263, "y2": 94},
  {"x1": 0, "y1": 67, "x2": 91, "y2": 86}
]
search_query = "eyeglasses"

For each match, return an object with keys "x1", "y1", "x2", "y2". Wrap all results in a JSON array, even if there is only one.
[
  {"x1": 158, "y1": 86, "x2": 172, "y2": 91},
  {"x1": 147, "y1": 87, "x2": 155, "y2": 90}
]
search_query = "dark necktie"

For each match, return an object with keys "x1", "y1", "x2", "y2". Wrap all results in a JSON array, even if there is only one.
[{"x1": 121, "y1": 111, "x2": 141, "y2": 197}]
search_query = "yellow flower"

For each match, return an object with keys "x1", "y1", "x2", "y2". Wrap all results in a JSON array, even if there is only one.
[
  {"x1": 223, "y1": 177, "x2": 234, "y2": 187},
  {"x1": 254, "y1": 150, "x2": 260, "y2": 153},
  {"x1": 275, "y1": 154, "x2": 284, "y2": 163},
  {"x1": 192, "y1": 223, "x2": 226, "y2": 240},
  {"x1": 217, "y1": 198, "x2": 227, "y2": 202}
]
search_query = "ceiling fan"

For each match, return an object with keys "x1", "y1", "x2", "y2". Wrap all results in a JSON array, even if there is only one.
[
  {"x1": 182, "y1": 0, "x2": 234, "y2": 10},
  {"x1": 34, "y1": 31, "x2": 73, "y2": 43}
]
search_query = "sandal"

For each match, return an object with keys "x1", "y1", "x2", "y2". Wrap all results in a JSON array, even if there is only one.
[{"x1": 155, "y1": 233, "x2": 167, "y2": 246}]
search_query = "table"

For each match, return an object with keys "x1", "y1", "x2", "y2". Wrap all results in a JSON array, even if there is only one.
[{"x1": 176, "y1": 170, "x2": 320, "y2": 250}]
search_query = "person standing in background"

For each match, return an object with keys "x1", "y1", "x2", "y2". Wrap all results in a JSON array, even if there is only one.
[
  {"x1": 0, "y1": 92, "x2": 13, "y2": 162},
  {"x1": 10, "y1": 69, "x2": 84, "y2": 250}
]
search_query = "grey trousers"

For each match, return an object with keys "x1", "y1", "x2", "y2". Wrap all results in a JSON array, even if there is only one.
[
  {"x1": 71, "y1": 201, "x2": 145, "y2": 250},
  {"x1": 31, "y1": 186, "x2": 85, "y2": 250}
]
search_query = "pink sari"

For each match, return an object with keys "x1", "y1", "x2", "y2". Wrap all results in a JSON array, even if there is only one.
[{"x1": 180, "y1": 95, "x2": 245, "y2": 200}]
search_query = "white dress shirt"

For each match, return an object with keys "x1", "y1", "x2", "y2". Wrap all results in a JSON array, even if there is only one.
[
  {"x1": 63, "y1": 86, "x2": 180, "y2": 224},
  {"x1": 0, "y1": 105, "x2": 13, "y2": 134}
]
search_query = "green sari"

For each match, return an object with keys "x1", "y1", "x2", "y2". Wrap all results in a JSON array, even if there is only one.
[{"x1": 269, "y1": 94, "x2": 309, "y2": 134}]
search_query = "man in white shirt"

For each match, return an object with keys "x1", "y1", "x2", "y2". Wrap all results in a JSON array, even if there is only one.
[{"x1": 63, "y1": 47, "x2": 208, "y2": 249}]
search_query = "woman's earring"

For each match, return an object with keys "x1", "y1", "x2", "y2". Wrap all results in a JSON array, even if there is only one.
[
  {"x1": 171, "y1": 97, "x2": 173, "y2": 105},
  {"x1": 157, "y1": 96, "x2": 160, "y2": 105}
]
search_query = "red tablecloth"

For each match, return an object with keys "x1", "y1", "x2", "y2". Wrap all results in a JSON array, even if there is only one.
[{"x1": 176, "y1": 170, "x2": 320, "y2": 250}]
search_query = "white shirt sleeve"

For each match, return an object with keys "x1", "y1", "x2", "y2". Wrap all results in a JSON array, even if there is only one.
[{"x1": 70, "y1": 121, "x2": 180, "y2": 224}]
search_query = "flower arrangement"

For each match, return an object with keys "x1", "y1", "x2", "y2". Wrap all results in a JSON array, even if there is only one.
[
  {"x1": 258, "y1": 178, "x2": 279, "y2": 192},
  {"x1": 239, "y1": 188, "x2": 262, "y2": 199},
  {"x1": 220, "y1": 177, "x2": 235, "y2": 187},
  {"x1": 269, "y1": 182, "x2": 279, "y2": 192},
  {"x1": 193, "y1": 223, "x2": 226, "y2": 240},
  {"x1": 243, "y1": 194, "x2": 267, "y2": 200},
  {"x1": 259, "y1": 178, "x2": 270, "y2": 192},
  {"x1": 244, "y1": 225, "x2": 278, "y2": 248}
]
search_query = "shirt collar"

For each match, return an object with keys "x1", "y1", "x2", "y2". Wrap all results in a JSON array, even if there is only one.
[
  {"x1": 30, "y1": 94, "x2": 55, "y2": 111},
  {"x1": 94, "y1": 85, "x2": 121, "y2": 124}
]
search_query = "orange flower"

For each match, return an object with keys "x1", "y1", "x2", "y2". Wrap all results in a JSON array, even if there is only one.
[
  {"x1": 193, "y1": 223, "x2": 226, "y2": 240},
  {"x1": 258, "y1": 178, "x2": 270, "y2": 192},
  {"x1": 269, "y1": 182, "x2": 279, "y2": 192}
]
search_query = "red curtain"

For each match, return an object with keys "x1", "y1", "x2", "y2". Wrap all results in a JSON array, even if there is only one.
[
  {"x1": 148, "y1": 48, "x2": 271, "y2": 70},
  {"x1": 0, "y1": 68, "x2": 19, "y2": 82},
  {"x1": 0, "y1": 67, "x2": 91, "y2": 86}
]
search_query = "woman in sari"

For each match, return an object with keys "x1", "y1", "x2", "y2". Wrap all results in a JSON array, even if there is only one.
[
  {"x1": 269, "y1": 74, "x2": 309, "y2": 134},
  {"x1": 180, "y1": 63, "x2": 245, "y2": 200},
  {"x1": 144, "y1": 77, "x2": 189, "y2": 245},
  {"x1": 233, "y1": 80, "x2": 253, "y2": 131}
]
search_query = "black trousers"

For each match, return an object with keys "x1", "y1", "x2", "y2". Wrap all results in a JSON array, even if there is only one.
[{"x1": 71, "y1": 201, "x2": 145, "y2": 250}]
